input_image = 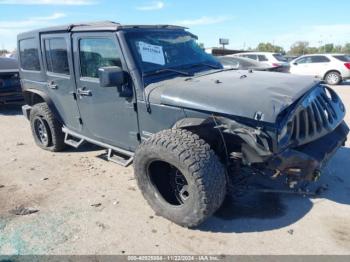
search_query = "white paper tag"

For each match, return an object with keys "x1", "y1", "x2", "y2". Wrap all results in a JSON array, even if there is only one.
[{"x1": 138, "y1": 41, "x2": 165, "y2": 65}]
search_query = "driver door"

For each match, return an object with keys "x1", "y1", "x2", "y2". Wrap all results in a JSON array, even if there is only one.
[
  {"x1": 72, "y1": 32, "x2": 139, "y2": 151},
  {"x1": 291, "y1": 56, "x2": 312, "y2": 75}
]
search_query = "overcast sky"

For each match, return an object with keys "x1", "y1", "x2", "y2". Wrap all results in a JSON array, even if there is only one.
[{"x1": 0, "y1": 0, "x2": 349, "y2": 51}]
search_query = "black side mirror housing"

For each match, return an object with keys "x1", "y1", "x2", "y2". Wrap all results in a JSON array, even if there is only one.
[
  {"x1": 293, "y1": 62, "x2": 298, "y2": 66},
  {"x1": 99, "y1": 66, "x2": 125, "y2": 87}
]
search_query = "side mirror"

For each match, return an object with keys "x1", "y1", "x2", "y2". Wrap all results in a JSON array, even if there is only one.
[
  {"x1": 98, "y1": 66, "x2": 125, "y2": 87},
  {"x1": 293, "y1": 62, "x2": 298, "y2": 66}
]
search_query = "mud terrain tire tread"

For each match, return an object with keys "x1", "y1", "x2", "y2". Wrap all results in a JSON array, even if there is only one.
[
  {"x1": 133, "y1": 129, "x2": 226, "y2": 227},
  {"x1": 30, "y1": 102, "x2": 65, "y2": 152}
]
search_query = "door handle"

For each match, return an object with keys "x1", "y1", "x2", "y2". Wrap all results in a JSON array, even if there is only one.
[
  {"x1": 47, "y1": 81, "x2": 58, "y2": 89},
  {"x1": 77, "y1": 87, "x2": 92, "y2": 97}
]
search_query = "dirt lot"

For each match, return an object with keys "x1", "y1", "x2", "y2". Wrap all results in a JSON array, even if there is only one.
[{"x1": 0, "y1": 84, "x2": 350, "y2": 255}]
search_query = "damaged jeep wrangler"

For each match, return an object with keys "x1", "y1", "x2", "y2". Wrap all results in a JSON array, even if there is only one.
[{"x1": 18, "y1": 22, "x2": 349, "y2": 227}]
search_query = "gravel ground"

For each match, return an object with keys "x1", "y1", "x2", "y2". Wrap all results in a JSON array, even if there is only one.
[{"x1": 0, "y1": 84, "x2": 349, "y2": 255}]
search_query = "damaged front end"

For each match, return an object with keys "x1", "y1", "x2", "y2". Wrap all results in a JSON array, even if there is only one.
[{"x1": 214, "y1": 84, "x2": 349, "y2": 184}]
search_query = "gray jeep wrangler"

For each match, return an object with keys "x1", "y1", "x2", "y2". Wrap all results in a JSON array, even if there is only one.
[{"x1": 18, "y1": 21, "x2": 349, "y2": 227}]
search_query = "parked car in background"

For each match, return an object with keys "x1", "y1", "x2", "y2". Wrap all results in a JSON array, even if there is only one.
[
  {"x1": 235, "y1": 52, "x2": 290, "y2": 72},
  {"x1": 218, "y1": 55, "x2": 285, "y2": 72},
  {"x1": 289, "y1": 54, "x2": 350, "y2": 85},
  {"x1": 0, "y1": 57, "x2": 22, "y2": 105},
  {"x1": 285, "y1": 55, "x2": 299, "y2": 62}
]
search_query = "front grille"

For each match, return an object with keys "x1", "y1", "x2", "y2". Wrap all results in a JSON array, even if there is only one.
[{"x1": 289, "y1": 86, "x2": 345, "y2": 145}]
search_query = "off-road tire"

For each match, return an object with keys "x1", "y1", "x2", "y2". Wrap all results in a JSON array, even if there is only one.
[
  {"x1": 133, "y1": 129, "x2": 227, "y2": 227},
  {"x1": 30, "y1": 102, "x2": 65, "y2": 152},
  {"x1": 324, "y1": 71, "x2": 342, "y2": 85}
]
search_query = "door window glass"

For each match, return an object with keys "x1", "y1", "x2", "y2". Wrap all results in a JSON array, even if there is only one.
[
  {"x1": 296, "y1": 56, "x2": 312, "y2": 64},
  {"x1": 310, "y1": 56, "x2": 330, "y2": 63},
  {"x1": 44, "y1": 38, "x2": 70, "y2": 75},
  {"x1": 19, "y1": 38, "x2": 41, "y2": 71},
  {"x1": 245, "y1": 54, "x2": 258, "y2": 60},
  {"x1": 258, "y1": 55, "x2": 268, "y2": 61},
  {"x1": 79, "y1": 38, "x2": 122, "y2": 78}
]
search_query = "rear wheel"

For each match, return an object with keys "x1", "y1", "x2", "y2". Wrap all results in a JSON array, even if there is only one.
[
  {"x1": 133, "y1": 129, "x2": 227, "y2": 227},
  {"x1": 30, "y1": 103, "x2": 65, "y2": 152},
  {"x1": 325, "y1": 71, "x2": 342, "y2": 85}
]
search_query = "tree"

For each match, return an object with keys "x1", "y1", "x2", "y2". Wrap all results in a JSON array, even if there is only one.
[
  {"x1": 0, "y1": 49, "x2": 9, "y2": 56},
  {"x1": 306, "y1": 47, "x2": 319, "y2": 54},
  {"x1": 256, "y1": 42, "x2": 284, "y2": 53},
  {"x1": 289, "y1": 41, "x2": 309, "y2": 55},
  {"x1": 342, "y1": 43, "x2": 350, "y2": 54},
  {"x1": 318, "y1": 43, "x2": 336, "y2": 53}
]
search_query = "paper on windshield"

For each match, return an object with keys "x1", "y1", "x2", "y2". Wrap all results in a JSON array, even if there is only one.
[{"x1": 138, "y1": 41, "x2": 165, "y2": 65}]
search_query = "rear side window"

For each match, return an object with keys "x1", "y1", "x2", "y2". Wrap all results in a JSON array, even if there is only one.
[
  {"x1": 79, "y1": 38, "x2": 122, "y2": 78},
  {"x1": 19, "y1": 38, "x2": 41, "y2": 71},
  {"x1": 44, "y1": 38, "x2": 70, "y2": 75},
  {"x1": 310, "y1": 56, "x2": 330, "y2": 63},
  {"x1": 243, "y1": 54, "x2": 257, "y2": 60},
  {"x1": 273, "y1": 54, "x2": 287, "y2": 62},
  {"x1": 258, "y1": 55, "x2": 268, "y2": 61},
  {"x1": 333, "y1": 55, "x2": 350, "y2": 62}
]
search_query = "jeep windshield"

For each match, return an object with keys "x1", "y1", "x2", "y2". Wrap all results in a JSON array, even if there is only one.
[{"x1": 124, "y1": 30, "x2": 222, "y2": 77}]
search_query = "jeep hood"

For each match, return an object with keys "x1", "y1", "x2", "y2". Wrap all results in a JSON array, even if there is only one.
[{"x1": 146, "y1": 70, "x2": 320, "y2": 123}]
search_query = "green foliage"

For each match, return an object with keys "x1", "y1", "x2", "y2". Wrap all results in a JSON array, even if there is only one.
[
  {"x1": 288, "y1": 41, "x2": 310, "y2": 55},
  {"x1": 0, "y1": 49, "x2": 9, "y2": 56},
  {"x1": 342, "y1": 43, "x2": 350, "y2": 54},
  {"x1": 256, "y1": 42, "x2": 285, "y2": 53},
  {"x1": 288, "y1": 42, "x2": 350, "y2": 55}
]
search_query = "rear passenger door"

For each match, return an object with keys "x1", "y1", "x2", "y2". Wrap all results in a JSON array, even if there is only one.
[
  {"x1": 257, "y1": 55, "x2": 269, "y2": 65},
  {"x1": 308, "y1": 56, "x2": 331, "y2": 78},
  {"x1": 72, "y1": 32, "x2": 139, "y2": 151},
  {"x1": 41, "y1": 34, "x2": 82, "y2": 131}
]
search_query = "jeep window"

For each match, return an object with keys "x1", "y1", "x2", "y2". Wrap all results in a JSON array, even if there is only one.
[
  {"x1": 125, "y1": 31, "x2": 221, "y2": 75},
  {"x1": 79, "y1": 38, "x2": 122, "y2": 78},
  {"x1": 44, "y1": 38, "x2": 69, "y2": 75},
  {"x1": 19, "y1": 38, "x2": 41, "y2": 71},
  {"x1": 310, "y1": 56, "x2": 330, "y2": 63}
]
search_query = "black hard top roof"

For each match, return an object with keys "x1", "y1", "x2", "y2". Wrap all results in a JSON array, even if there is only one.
[{"x1": 18, "y1": 21, "x2": 186, "y2": 37}]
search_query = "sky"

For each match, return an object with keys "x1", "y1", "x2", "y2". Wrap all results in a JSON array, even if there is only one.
[{"x1": 0, "y1": 0, "x2": 349, "y2": 51}]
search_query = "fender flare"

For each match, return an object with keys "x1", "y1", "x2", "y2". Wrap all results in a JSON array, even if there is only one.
[
  {"x1": 172, "y1": 116, "x2": 272, "y2": 163},
  {"x1": 172, "y1": 117, "x2": 208, "y2": 129},
  {"x1": 23, "y1": 88, "x2": 64, "y2": 124}
]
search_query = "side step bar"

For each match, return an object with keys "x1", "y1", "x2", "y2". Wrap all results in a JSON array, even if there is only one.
[
  {"x1": 62, "y1": 127, "x2": 134, "y2": 167},
  {"x1": 107, "y1": 149, "x2": 134, "y2": 167},
  {"x1": 64, "y1": 132, "x2": 85, "y2": 148}
]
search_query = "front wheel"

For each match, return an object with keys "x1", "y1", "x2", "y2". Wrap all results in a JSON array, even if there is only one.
[
  {"x1": 133, "y1": 129, "x2": 227, "y2": 227},
  {"x1": 325, "y1": 71, "x2": 342, "y2": 85}
]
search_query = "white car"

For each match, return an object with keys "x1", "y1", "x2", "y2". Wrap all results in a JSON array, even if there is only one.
[
  {"x1": 235, "y1": 52, "x2": 289, "y2": 69},
  {"x1": 289, "y1": 54, "x2": 350, "y2": 85}
]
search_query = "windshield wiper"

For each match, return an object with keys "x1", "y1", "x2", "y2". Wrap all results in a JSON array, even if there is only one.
[{"x1": 143, "y1": 68, "x2": 192, "y2": 77}]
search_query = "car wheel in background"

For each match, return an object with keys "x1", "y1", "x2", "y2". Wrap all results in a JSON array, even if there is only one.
[{"x1": 325, "y1": 71, "x2": 342, "y2": 85}]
